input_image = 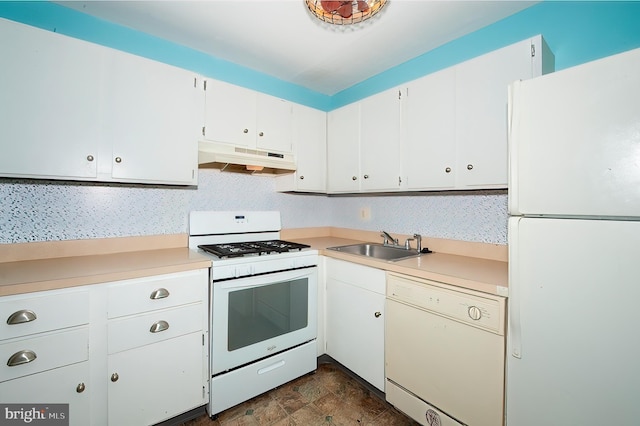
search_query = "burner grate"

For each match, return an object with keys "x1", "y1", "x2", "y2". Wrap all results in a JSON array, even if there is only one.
[{"x1": 198, "y1": 240, "x2": 310, "y2": 259}]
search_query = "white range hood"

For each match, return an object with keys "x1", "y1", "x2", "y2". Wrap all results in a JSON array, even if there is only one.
[{"x1": 198, "y1": 140, "x2": 296, "y2": 175}]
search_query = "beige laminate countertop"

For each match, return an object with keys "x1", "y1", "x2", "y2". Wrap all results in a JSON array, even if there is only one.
[
  {"x1": 0, "y1": 229, "x2": 508, "y2": 298},
  {"x1": 290, "y1": 236, "x2": 509, "y2": 297},
  {"x1": 0, "y1": 236, "x2": 212, "y2": 297}
]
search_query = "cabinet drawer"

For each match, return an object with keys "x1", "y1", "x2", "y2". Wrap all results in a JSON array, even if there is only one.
[
  {"x1": 0, "y1": 289, "x2": 89, "y2": 340},
  {"x1": 0, "y1": 327, "x2": 89, "y2": 382},
  {"x1": 107, "y1": 302, "x2": 204, "y2": 354},
  {"x1": 325, "y1": 258, "x2": 385, "y2": 294},
  {"x1": 107, "y1": 269, "x2": 207, "y2": 318}
]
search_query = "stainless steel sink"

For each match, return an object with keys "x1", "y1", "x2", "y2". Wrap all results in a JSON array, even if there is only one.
[{"x1": 327, "y1": 243, "x2": 421, "y2": 262}]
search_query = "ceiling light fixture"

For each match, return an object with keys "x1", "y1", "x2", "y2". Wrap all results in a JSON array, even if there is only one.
[{"x1": 305, "y1": 0, "x2": 388, "y2": 25}]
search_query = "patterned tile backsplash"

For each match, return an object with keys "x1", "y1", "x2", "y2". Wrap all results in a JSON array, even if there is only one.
[{"x1": 0, "y1": 170, "x2": 507, "y2": 245}]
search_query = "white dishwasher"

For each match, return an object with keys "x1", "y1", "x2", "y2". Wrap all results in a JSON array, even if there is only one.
[{"x1": 385, "y1": 272, "x2": 506, "y2": 426}]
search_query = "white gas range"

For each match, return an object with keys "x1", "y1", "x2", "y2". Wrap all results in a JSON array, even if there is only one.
[{"x1": 188, "y1": 211, "x2": 318, "y2": 418}]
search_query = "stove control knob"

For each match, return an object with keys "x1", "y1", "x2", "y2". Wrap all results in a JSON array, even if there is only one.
[{"x1": 468, "y1": 306, "x2": 482, "y2": 321}]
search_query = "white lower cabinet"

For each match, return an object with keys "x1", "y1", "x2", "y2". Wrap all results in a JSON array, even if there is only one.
[
  {"x1": 324, "y1": 258, "x2": 385, "y2": 391},
  {"x1": 0, "y1": 268, "x2": 209, "y2": 426},
  {"x1": 0, "y1": 288, "x2": 91, "y2": 426},
  {"x1": 108, "y1": 332, "x2": 205, "y2": 425},
  {"x1": 0, "y1": 361, "x2": 91, "y2": 426},
  {"x1": 103, "y1": 269, "x2": 209, "y2": 425}
]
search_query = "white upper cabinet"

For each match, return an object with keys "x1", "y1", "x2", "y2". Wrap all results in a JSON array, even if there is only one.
[
  {"x1": 203, "y1": 79, "x2": 293, "y2": 154},
  {"x1": 403, "y1": 35, "x2": 553, "y2": 191},
  {"x1": 0, "y1": 18, "x2": 105, "y2": 181},
  {"x1": 275, "y1": 104, "x2": 327, "y2": 193},
  {"x1": 454, "y1": 37, "x2": 544, "y2": 189},
  {"x1": 105, "y1": 49, "x2": 201, "y2": 185},
  {"x1": 0, "y1": 18, "x2": 200, "y2": 186},
  {"x1": 327, "y1": 102, "x2": 361, "y2": 193},
  {"x1": 403, "y1": 67, "x2": 456, "y2": 190},
  {"x1": 327, "y1": 88, "x2": 402, "y2": 193},
  {"x1": 359, "y1": 88, "x2": 403, "y2": 192}
]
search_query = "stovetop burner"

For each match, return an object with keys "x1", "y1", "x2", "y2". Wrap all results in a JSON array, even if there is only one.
[{"x1": 198, "y1": 240, "x2": 311, "y2": 259}]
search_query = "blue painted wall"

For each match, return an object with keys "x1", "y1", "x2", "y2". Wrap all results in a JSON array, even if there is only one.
[{"x1": 1, "y1": 1, "x2": 640, "y2": 111}]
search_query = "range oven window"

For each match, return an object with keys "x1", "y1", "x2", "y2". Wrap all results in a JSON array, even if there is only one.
[{"x1": 227, "y1": 278, "x2": 309, "y2": 351}]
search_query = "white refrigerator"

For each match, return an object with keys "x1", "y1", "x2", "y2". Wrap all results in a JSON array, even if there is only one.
[{"x1": 507, "y1": 46, "x2": 640, "y2": 425}]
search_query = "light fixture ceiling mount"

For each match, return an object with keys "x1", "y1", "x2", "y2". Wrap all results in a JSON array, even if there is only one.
[{"x1": 305, "y1": 0, "x2": 388, "y2": 25}]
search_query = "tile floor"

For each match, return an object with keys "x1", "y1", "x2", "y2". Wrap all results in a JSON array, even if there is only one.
[{"x1": 182, "y1": 361, "x2": 420, "y2": 426}]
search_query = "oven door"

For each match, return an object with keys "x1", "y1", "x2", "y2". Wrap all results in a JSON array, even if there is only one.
[{"x1": 211, "y1": 266, "x2": 317, "y2": 375}]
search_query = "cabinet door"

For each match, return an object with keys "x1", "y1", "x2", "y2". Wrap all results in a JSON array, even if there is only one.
[
  {"x1": 203, "y1": 79, "x2": 256, "y2": 148},
  {"x1": 105, "y1": 51, "x2": 200, "y2": 185},
  {"x1": 107, "y1": 332, "x2": 206, "y2": 426},
  {"x1": 455, "y1": 38, "x2": 534, "y2": 188},
  {"x1": 327, "y1": 103, "x2": 360, "y2": 193},
  {"x1": 324, "y1": 259, "x2": 385, "y2": 391},
  {"x1": 276, "y1": 104, "x2": 326, "y2": 192},
  {"x1": 325, "y1": 277, "x2": 385, "y2": 391},
  {"x1": 360, "y1": 88, "x2": 402, "y2": 191},
  {"x1": 404, "y1": 68, "x2": 456, "y2": 190},
  {"x1": 0, "y1": 362, "x2": 90, "y2": 426},
  {"x1": 0, "y1": 19, "x2": 104, "y2": 180},
  {"x1": 256, "y1": 93, "x2": 293, "y2": 153}
]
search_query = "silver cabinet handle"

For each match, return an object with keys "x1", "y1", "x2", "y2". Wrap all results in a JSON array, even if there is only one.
[
  {"x1": 299, "y1": 175, "x2": 304, "y2": 180},
  {"x1": 114, "y1": 157, "x2": 122, "y2": 163},
  {"x1": 243, "y1": 128, "x2": 249, "y2": 134},
  {"x1": 363, "y1": 174, "x2": 369, "y2": 179},
  {"x1": 374, "y1": 311, "x2": 382, "y2": 318},
  {"x1": 7, "y1": 350, "x2": 37, "y2": 367},
  {"x1": 258, "y1": 131, "x2": 264, "y2": 137},
  {"x1": 7, "y1": 309, "x2": 37, "y2": 325},
  {"x1": 76, "y1": 383, "x2": 86, "y2": 393},
  {"x1": 149, "y1": 320, "x2": 169, "y2": 333},
  {"x1": 149, "y1": 288, "x2": 170, "y2": 300},
  {"x1": 467, "y1": 164, "x2": 473, "y2": 170},
  {"x1": 111, "y1": 373, "x2": 119, "y2": 382},
  {"x1": 86, "y1": 155, "x2": 94, "y2": 162},
  {"x1": 352, "y1": 176, "x2": 357, "y2": 181},
  {"x1": 445, "y1": 167, "x2": 452, "y2": 173}
]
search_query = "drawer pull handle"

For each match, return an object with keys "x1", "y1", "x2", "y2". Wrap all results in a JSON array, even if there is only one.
[
  {"x1": 111, "y1": 373, "x2": 119, "y2": 382},
  {"x1": 150, "y1": 320, "x2": 169, "y2": 333},
  {"x1": 7, "y1": 350, "x2": 37, "y2": 367},
  {"x1": 7, "y1": 309, "x2": 37, "y2": 325},
  {"x1": 257, "y1": 360, "x2": 285, "y2": 375},
  {"x1": 374, "y1": 311, "x2": 382, "y2": 318},
  {"x1": 149, "y1": 288, "x2": 170, "y2": 300},
  {"x1": 76, "y1": 383, "x2": 86, "y2": 393}
]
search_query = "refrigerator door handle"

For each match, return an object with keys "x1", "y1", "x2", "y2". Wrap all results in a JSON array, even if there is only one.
[{"x1": 508, "y1": 217, "x2": 523, "y2": 359}]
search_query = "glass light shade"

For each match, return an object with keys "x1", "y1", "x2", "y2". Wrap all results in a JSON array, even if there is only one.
[{"x1": 305, "y1": 0, "x2": 388, "y2": 25}]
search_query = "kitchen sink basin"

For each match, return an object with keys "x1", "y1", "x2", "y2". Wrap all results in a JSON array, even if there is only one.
[{"x1": 327, "y1": 243, "x2": 422, "y2": 262}]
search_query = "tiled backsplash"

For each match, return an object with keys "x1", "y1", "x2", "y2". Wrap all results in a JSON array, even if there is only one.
[{"x1": 0, "y1": 170, "x2": 507, "y2": 244}]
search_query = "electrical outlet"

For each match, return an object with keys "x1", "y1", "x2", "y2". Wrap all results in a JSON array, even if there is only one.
[{"x1": 359, "y1": 207, "x2": 371, "y2": 221}]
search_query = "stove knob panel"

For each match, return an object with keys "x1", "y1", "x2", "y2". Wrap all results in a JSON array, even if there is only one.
[{"x1": 235, "y1": 265, "x2": 253, "y2": 278}]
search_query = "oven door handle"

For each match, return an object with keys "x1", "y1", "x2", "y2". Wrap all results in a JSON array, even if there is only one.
[{"x1": 217, "y1": 268, "x2": 316, "y2": 290}]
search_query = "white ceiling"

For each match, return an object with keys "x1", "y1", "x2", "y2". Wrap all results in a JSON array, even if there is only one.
[{"x1": 56, "y1": 0, "x2": 536, "y2": 95}]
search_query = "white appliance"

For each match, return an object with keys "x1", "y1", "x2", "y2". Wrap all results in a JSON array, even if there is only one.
[
  {"x1": 188, "y1": 211, "x2": 318, "y2": 418},
  {"x1": 507, "y1": 47, "x2": 640, "y2": 425},
  {"x1": 385, "y1": 272, "x2": 506, "y2": 426}
]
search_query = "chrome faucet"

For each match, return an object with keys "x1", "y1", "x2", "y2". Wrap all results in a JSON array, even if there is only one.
[
  {"x1": 381, "y1": 231, "x2": 398, "y2": 246},
  {"x1": 404, "y1": 233, "x2": 422, "y2": 252},
  {"x1": 413, "y1": 233, "x2": 422, "y2": 252}
]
